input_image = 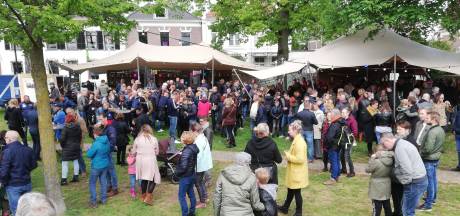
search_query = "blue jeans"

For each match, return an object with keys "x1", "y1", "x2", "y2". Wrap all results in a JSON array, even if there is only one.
[
  {"x1": 78, "y1": 151, "x2": 87, "y2": 173},
  {"x1": 6, "y1": 183, "x2": 32, "y2": 215},
  {"x1": 89, "y1": 167, "x2": 108, "y2": 204},
  {"x1": 178, "y1": 175, "x2": 196, "y2": 216},
  {"x1": 403, "y1": 177, "x2": 428, "y2": 216},
  {"x1": 169, "y1": 116, "x2": 178, "y2": 141},
  {"x1": 129, "y1": 174, "x2": 136, "y2": 189},
  {"x1": 302, "y1": 130, "x2": 314, "y2": 161},
  {"x1": 456, "y1": 135, "x2": 460, "y2": 168},
  {"x1": 106, "y1": 153, "x2": 118, "y2": 190},
  {"x1": 156, "y1": 119, "x2": 163, "y2": 131},
  {"x1": 281, "y1": 114, "x2": 289, "y2": 136},
  {"x1": 424, "y1": 161, "x2": 439, "y2": 208},
  {"x1": 328, "y1": 149, "x2": 341, "y2": 180},
  {"x1": 242, "y1": 104, "x2": 248, "y2": 120}
]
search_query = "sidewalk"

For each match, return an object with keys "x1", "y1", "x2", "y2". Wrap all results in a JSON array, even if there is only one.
[{"x1": 212, "y1": 151, "x2": 460, "y2": 184}]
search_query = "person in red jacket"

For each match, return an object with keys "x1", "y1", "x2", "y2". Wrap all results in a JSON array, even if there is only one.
[
  {"x1": 341, "y1": 107, "x2": 358, "y2": 177},
  {"x1": 321, "y1": 112, "x2": 332, "y2": 172},
  {"x1": 222, "y1": 98, "x2": 237, "y2": 148}
]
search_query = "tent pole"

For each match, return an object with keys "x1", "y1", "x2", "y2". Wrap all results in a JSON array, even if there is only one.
[
  {"x1": 307, "y1": 62, "x2": 314, "y2": 91},
  {"x1": 211, "y1": 56, "x2": 215, "y2": 86},
  {"x1": 136, "y1": 55, "x2": 140, "y2": 82},
  {"x1": 233, "y1": 69, "x2": 252, "y2": 100},
  {"x1": 393, "y1": 54, "x2": 397, "y2": 121}
]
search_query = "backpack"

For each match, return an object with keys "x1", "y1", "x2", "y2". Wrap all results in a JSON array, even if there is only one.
[{"x1": 337, "y1": 125, "x2": 356, "y2": 149}]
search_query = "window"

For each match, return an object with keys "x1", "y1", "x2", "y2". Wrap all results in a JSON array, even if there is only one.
[
  {"x1": 160, "y1": 32, "x2": 169, "y2": 46},
  {"x1": 181, "y1": 32, "x2": 191, "y2": 46},
  {"x1": 154, "y1": 8, "x2": 166, "y2": 18},
  {"x1": 77, "y1": 32, "x2": 86, "y2": 49},
  {"x1": 229, "y1": 34, "x2": 240, "y2": 46},
  {"x1": 86, "y1": 31, "x2": 98, "y2": 50},
  {"x1": 96, "y1": 31, "x2": 104, "y2": 50},
  {"x1": 4, "y1": 42, "x2": 22, "y2": 51},
  {"x1": 104, "y1": 34, "x2": 116, "y2": 50},
  {"x1": 47, "y1": 60, "x2": 60, "y2": 74},
  {"x1": 4, "y1": 41, "x2": 10, "y2": 50},
  {"x1": 254, "y1": 56, "x2": 265, "y2": 66},
  {"x1": 307, "y1": 40, "x2": 322, "y2": 51},
  {"x1": 138, "y1": 32, "x2": 148, "y2": 44},
  {"x1": 271, "y1": 56, "x2": 278, "y2": 66},
  {"x1": 66, "y1": 38, "x2": 78, "y2": 50},
  {"x1": 65, "y1": 60, "x2": 78, "y2": 64},
  {"x1": 211, "y1": 32, "x2": 217, "y2": 44},
  {"x1": 48, "y1": 43, "x2": 65, "y2": 50},
  {"x1": 12, "y1": 61, "x2": 23, "y2": 74}
]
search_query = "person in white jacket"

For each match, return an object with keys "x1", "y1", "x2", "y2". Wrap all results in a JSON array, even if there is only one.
[
  {"x1": 312, "y1": 102, "x2": 325, "y2": 159},
  {"x1": 191, "y1": 122, "x2": 213, "y2": 208}
]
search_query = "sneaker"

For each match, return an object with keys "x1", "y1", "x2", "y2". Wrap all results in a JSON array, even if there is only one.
[
  {"x1": 347, "y1": 172, "x2": 355, "y2": 178},
  {"x1": 157, "y1": 129, "x2": 164, "y2": 132},
  {"x1": 60, "y1": 178, "x2": 68, "y2": 186},
  {"x1": 175, "y1": 140, "x2": 181, "y2": 144},
  {"x1": 108, "y1": 189, "x2": 119, "y2": 197},
  {"x1": 195, "y1": 202, "x2": 207, "y2": 209},
  {"x1": 89, "y1": 202, "x2": 97, "y2": 209},
  {"x1": 277, "y1": 205, "x2": 288, "y2": 214},
  {"x1": 416, "y1": 205, "x2": 432, "y2": 212},
  {"x1": 130, "y1": 188, "x2": 136, "y2": 198},
  {"x1": 279, "y1": 135, "x2": 284, "y2": 138},
  {"x1": 323, "y1": 179, "x2": 337, "y2": 185}
]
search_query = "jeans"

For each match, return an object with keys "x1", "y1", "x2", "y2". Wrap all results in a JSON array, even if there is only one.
[
  {"x1": 78, "y1": 151, "x2": 87, "y2": 174},
  {"x1": 224, "y1": 125, "x2": 235, "y2": 146},
  {"x1": 6, "y1": 183, "x2": 32, "y2": 215},
  {"x1": 89, "y1": 167, "x2": 108, "y2": 204},
  {"x1": 340, "y1": 145, "x2": 354, "y2": 174},
  {"x1": 281, "y1": 114, "x2": 289, "y2": 136},
  {"x1": 328, "y1": 148, "x2": 341, "y2": 180},
  {"x1": 106, "y1": 153, "x2": 118, "y2": 190},
  {"x1": 272, "y1": 118, "x2": 280, "y2": 136},
  {"x1": 156, "y1": 120, "x2": 163, "y2": 131},
  {"x1": 62, "y1": 160, "x2": 79, "y2": 178},
  {"x1": 242, "y1": 104, "x2": 248, "y2": 120},
  {"x1": 31, "y1": 132, "x2": 41, "y2": 160},
  {"x1": 302, "y1": 130, "x2": 314, "y2": 161},
  {"x1": 129, "y1": 174, "x2": 136, "y2": 189},
  {"x1": 455, "y1": 135, "x2": 460, "y2": 168},
  {"x1": 195, "y1": 171, "x2": 208, "y2": 203},
  {"x1": 423, "y1": 161, "x2": 439, "y2": 209},
  {"x1": 178, "y1": 175, "x2": 196, "y2": 216},
  {"x1": 169, "y1": 116, "x2": 178, "y2": 141},
  {"x1": 402, "y1": 177, "x2": 428, "y2": 216}
]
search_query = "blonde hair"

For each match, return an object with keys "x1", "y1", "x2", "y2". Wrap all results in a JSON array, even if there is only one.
[
  {"x1": 254, "y1": 123, "x2": 269, "y2": 138},
  {"x1": 289, "y1": 120, "x2": 303, "y2": 133},
  {"x1": 139, "y1": 124, "x2": 153, "y2": 137},
  {"x1": 8, "y1": 99, "x2": 18, "y2": 108},
  {"x1": 181, "y1": 131, "x2": 196, "y2": 145},
  {"x1": 255, "y1": 168, "x2": 270, "y2": 184},
  {"x1": 224, "y1": 97, "x2": 234, "y2": 108}
]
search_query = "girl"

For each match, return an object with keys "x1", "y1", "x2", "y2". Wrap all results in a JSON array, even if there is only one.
[{"x1": 126, "y1": 145, "x2": 137, "y2": 198}]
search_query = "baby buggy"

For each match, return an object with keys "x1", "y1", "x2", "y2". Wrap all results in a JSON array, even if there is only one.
[{"x1": 157, "y1": 139, "x2": 181, "y2": 184}]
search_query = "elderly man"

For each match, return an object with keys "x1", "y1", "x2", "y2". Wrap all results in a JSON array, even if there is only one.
[
  {"x1": 214, "y1": 152, "x2": 265, "y2": 216},
  {"x1": 0, "y1": 131, "x2": 37, "y2": 215},
  {"x1": 380, "y1": 133, "x2": 427, "y2": 216}
]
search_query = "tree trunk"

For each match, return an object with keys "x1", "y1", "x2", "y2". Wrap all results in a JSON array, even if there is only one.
[
  {"x1": 277, "y1": 7, "x2": 290, "y2": 62},
  {"x1": 29, "y1": 43, "x2": 66, "y2": 214}
]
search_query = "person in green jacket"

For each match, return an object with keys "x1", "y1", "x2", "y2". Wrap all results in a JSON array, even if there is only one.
[
  {"x1": 418, "y1": 112, "x2": 445, "y2": 212},
  {"x1": 365, "y1": 145, "x2": 394, "y2": 216}
]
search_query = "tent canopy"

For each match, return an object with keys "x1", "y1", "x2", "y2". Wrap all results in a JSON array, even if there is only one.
[
  {"x1": 238, "y1": 61, "x2": 312, "y2": 80},
  {"x1": 60, "y1": 41, "x2": 261, "y2": 73},
  {"x1": 293, "y1": 29, "x2": 460, "y2": 75}
]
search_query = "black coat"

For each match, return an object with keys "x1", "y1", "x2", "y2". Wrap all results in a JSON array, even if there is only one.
[
  {"x1": 112, "y1": 120, "x2": 130, "y2": 147},
  {"x1": 60, "y1": 123, "x2": 82, "y2": 161},
  {"x1": 245, "y1": 137, "x2": 282, "y2": 184},
  {"x1": 176, "y1": 144, "x2": 199, "y2": 178},
  {"x1": 294, "y1": 109, "x2": 318, "y2": 131},
  {"x1": 325, "y1": 118, "x2": 347, "y2": 150},
  {"x1": 4, "y1": 107, "x2": 24, "y2": 129},
  {"x1": 375, "y1": 111, "x2": 393, "y2": 127},
  {"x1": 0, "y1": 141, "x2": 37, "y2": 186},
  {"x1": 254, "y1": 188, "x2": 278, "y2": 216},
  {"x1": 134, "y1": 113, "x2": 151, "y2": 136}
]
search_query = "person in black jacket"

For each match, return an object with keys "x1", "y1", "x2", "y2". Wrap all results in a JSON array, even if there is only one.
[
  {"x1": 0, "y1": 131, "x2": 37, "y2": 215},
  {"x1": 255, "y1": 168, "x2": 278, "y2": 216},
  {"x1": 176, "y1": 131, "x2": 199, "y2": 216},
  {"x1": 245, "y1": 123, "x2": 282, "y2": 184},
  {"x1": 60, "y1": 113, "x2": 82, "y2": 185},
  {"x1": 133, "y1": 107, "x2": 151, "y2": 138},
  {"x1": 112, "y1": 113, "x2": 131, "y2": 165},
  {"x1": 323, "y1": 109, "x2": 346, "y2": 185},
  {"x1": 294, "y1": 100, "x2": 318, "y2": 162},
  {"x1": 4, "y1": 99, "x2": 27, "y2": 145}
]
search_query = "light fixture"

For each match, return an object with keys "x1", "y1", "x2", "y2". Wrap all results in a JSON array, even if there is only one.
[
  {"x1": 331, "y1": 66, "x2": 334, "y2": 70},
  {"x1": 427, "y1": 68, "x2": 431, "y2": 72},
  {"x1": 404, "y1": 69, "x2": 407, "y2": 73},
  {"x1": 383, "y1": 68, "x2": 387, "y2": 71},
  {"x1": 356, "y1": 68, "x2": 359, "y2": 72}
]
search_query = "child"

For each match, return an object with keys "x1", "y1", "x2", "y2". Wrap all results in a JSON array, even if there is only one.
[
  {"x1": 126, "y1": 145, "x2": 136, "y2": 198},
  {"x1": 365, "y1": 145, "x2": 394, "y2": 216},
  {"x1": 175, "y1": 131, "x2": 199, "y2": 216},
  {"x1": 254, "y1": 168, "x2": 278, "y2": 216},
  {"x1": 86, "y1": 124, "x2": 111, "y2": 208}
]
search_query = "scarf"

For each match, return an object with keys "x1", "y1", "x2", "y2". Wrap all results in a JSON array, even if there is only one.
[{"x1": 367, "y1": 106, "x2": 378, "y2": 116}]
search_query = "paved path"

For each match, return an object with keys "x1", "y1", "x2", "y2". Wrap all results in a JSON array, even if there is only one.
[{"x1": 211, "y1": 151, "x2": 460, "y2": 184}]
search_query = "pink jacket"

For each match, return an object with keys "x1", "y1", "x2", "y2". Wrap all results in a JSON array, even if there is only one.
[
  {"x1": 197, "y1": 100, "x2": 211, "y2": 118},
  {"x1": 127, "y1": 154, "x2": 136, "y2": 175}
]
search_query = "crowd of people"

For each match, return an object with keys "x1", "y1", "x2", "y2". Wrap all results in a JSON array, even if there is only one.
[{"x1": 0, "y1": 75, "x2": 458, "y2": 216}]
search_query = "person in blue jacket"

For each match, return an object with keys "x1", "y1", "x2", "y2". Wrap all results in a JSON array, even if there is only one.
[
  {"x1": 20, "y1": 95, "x2": 34, "y2": 140},
  {"x1": 86, "y1": 125, "x2": 111, "y2": 208},
  {"x1": 0, "y1": 131, "x2": 37, "y2": 215},
  {"x1": 24, "y1": 106, "x2": 40, "y2": 160},
  {"x1": 52, "y1": 103, "x2": 66, "y2": 141},
  {"x1": 97, "y1": 113, "x2": 119, "y2": 197}
]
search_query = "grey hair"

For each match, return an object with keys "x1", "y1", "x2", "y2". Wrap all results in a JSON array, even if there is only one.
[
  {"x1": 235, "y1": 152, "x2": 252, "y2": 166},
  {"x1": 330, "y1": 108, "x2": 341, "y2": 117},
  {"x1": 254, "y1": 123, "x2": 270, "y2": 137},
  {"x1": 16, "y1": 192, "x2": 57, "y2": 216},
  {"x1": 289, "y1": 120, "x2": 303, "y2": 133},
  {"x1": 379, "y1": 132, "x2": 395, "y2": 143}
]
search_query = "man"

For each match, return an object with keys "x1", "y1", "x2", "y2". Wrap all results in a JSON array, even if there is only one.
[
  {"x1": 77, "y1": 89, "x2": 89, "y2": 120},
  {"x1": 323, "y1": 109, "x2": 346, "y2": 185},
  {"x1": 417, "y1": 112, "x2": 445, "y2": 212},
  {"x1": 98, "y1": 80, "x2": 109, "y2": 98},
  {"x1": 20, "y1": 95, "x2": 34, "y2": 143},
  {"x1": 24, "y1": 106, "x2": 40, "y2": 160},
  {"x1": 417, "y1": 93, "x2": 432, "y2": 110},
  {"x1": 380, "y1": 133, "x2": 427, "y2": 216},
  {"x1": 52, "y1": 103, "x2": 65, "y2": 141},
  {"x1": 133, "y1": 107, "x2": 151, "y2": 137},
  {"x1": 0, "y1": 131, "x2": 37, "y2": 215},
  {"x1": 156, "y1": 91, "x2": 169, "y2": 132},
  {"x1": 340, "y1": 107, "x2": 358, "y2": 177},
  {"x1": 200, "y1": 79, "x2": 209, "y2": 90},
  {"x1": 413, "y1": 108, "x2": 431, "y2": 147},
  {"x1": 280, "y1": 93, "x2": 291, "y2": 138},
  {"x1": 97, "y1": 113, "x2": 118, "y2": 197},
  {"x1": 49, "y1": 82, "x2": 61, "y2": 102},
  {"x1": 294, "y1": 99, "x2": 318, "y2": 162},
  {"x1": 167, "y1": 91, "x2": 180, "y2": 149},
  {"x1": 209, "y1": 87, "x2": 221, "y2": 131}
]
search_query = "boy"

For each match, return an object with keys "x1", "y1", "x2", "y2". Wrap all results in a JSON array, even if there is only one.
[{"x1": 254, "y1": 168, "x2": 278, "y2": 216}]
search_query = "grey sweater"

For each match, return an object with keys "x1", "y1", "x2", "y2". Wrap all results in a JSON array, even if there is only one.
[{"x1": 394, "y1": 139, "x2": 426, "y2": 185}]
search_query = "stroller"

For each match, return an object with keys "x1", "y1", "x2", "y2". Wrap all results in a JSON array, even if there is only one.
[{"x1": 157, "y1": 139, "x2": 181, "y2": 184}]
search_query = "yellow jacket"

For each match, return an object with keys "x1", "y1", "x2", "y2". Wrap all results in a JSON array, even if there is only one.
[{"x1": 284, "y1": 134, "x2": 309, "y2": 189}]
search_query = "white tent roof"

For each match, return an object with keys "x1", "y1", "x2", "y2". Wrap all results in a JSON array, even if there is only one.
[
  {"x1": 297, "y1": 29, "x2": 460, "y2": 75},
  {"x1": 60, "y1": 42, "x2": 261, "y2": 73},
  {"x1": 239, "y1": 61, "x2": 311, "y2": 80}
]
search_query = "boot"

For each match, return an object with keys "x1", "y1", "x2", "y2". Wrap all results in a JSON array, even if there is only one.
[
  {"x1": 341, "y1": 168, "x2": 347, "y2": 174},
  {"x1": 347, "y1": 172, "x2": 355, "y2": 178},
  {"x1": 107, "y1": 186, "x2": 112, "y2": 194},
  {"x1": 108, "y1": 189, "x2": 119, "y2": 197},
  {"x1": 277, "y1": 205, "x2": 288, "y2": 214},
  {"x1": 130, "y1": 188, "x2": 136, "y2": 198},
  {"x1": 143, "y1": 193, "x2": 153, "y2": 205},
  {"x1": 60, "y1": 178, "x2": 68, "y2": 186},
  {"x1": 140, "y1": 193, "x2": 146, "y2": 202},
  {"x1": 70, "y1": 175, "x2": 79, "y2": 183}
]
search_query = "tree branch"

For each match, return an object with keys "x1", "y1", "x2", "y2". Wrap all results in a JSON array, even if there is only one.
[{"x1": 2, "y1": 0, "x2": 40, "y2": 47}]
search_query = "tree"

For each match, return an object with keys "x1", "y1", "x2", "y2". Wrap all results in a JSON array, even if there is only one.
[{"x1": 0, "y1": 0, "x2": 199, "y2": 213}]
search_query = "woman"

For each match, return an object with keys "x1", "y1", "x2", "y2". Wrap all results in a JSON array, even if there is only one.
[
  {"x1": 60, "y1": 113, "x2": 82, "y2": 185},
  {"x1": 374, "y1": 101, "x2": 393, "y2": 142},
  {"x1": 278, "y1": 120, "x2": 308, "y2": 216},
  {"x1": 244, "y1": 123, "x2": 282, "y2": 184},
  {"x1": 222, "y1": 97, "x2": 237, "y2": 148},
  {"x1": 133, "y1": 124, "x2": 161, "y2": 205},
  {"x1": 197, "y1": 95, "x2": 212, "y2": 119},
  {"x1": 4, "y1": 99, "x2": 26, "y2": 144},
  {"x1": 191, "y1": 123, "x2": 213, "y2": 209},
  {"x1": 432, "y1": 93, "x2": 448, "y2": 129},
  {"x1": 362, "y1": 99, "x2": 379, "y2": 156},
  {"x1": 112, "y1": 113, "x2": 131, "y2": 165}
]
